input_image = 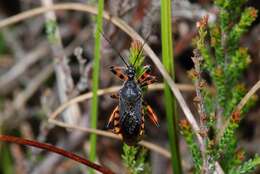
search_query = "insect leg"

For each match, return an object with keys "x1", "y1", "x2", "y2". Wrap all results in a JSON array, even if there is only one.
[
  {"x1": 144, "y1": 103, "x2": 159, "y2": 127},
  {"x1": 137, "y1": 65, "x2": 152, "y2": 84},
  {"x1": 110, "y1": 93, "x2": 119, "y2": 99},
  {"x1": 107, "y1": 106, "x2": 121, "y2": 134},
  {"x1": 106, "y1": 106, "x2": 119, "y2": 129},
  {"x1": 110, "y1": 66, "x2": 127, "y2": 81},
  {"x1": 140, "y1": 76, "x2": 157, "y2": 88}
]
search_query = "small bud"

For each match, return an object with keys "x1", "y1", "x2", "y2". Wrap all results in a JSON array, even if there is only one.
[
  {"x1": 231, "y1": 111, "x2": 241, "y2": 123},
  {"x1": 131, "y1": 40, "x2": 142, "y2": 52},
  {"x1": 179, "y1": 119, "x2": 191, "y2": 130},
  {"x1": 196, "y1": 15, "x2": 209, "y2": 29},
  {"x1": 235, "y1": 149, "x2": 245, "y2": 161},
  {"x1": 249, "y1": 8, "x2": 258, "y2": 18},
  {"x1": 187, "y1": 69, "x2": 199, "y2": 79}
]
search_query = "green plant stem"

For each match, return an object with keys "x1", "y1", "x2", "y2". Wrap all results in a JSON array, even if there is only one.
[
  {"x1": 89, "y1": 0, "x2": 104, "y2": 173},
  {"x1": 161, "y1": 0, "x2": 182, "y2": 173}
]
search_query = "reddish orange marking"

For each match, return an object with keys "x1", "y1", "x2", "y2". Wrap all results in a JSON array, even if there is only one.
[
  {"x1": 146, "y1": 105, "x2": 159, "y2": 127},
  {"x1": 110, "y1": 66, "x2": 127, "y2": 81},
  {"x1": 108, "y1": 106, "x2": 119, "y2": 126}
]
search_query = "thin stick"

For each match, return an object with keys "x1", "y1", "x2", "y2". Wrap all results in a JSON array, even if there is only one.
[{"x1": 0, "y1": 135, "x2": 114, "y2": 174}]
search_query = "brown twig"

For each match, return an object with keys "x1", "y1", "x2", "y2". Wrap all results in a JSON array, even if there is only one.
[
  {"x1": 191, "y1": 49, "x2": 209, "y2": 173},
  {"x1": 0, "y1": 135, "x2": 115, "y2": 174},
  {"x1": 40, "y1": 0, "x2": 80, "y2": 125}
]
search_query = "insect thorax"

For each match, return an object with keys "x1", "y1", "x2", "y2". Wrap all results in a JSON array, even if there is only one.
[{"x1": 120, "y1": 80, "x2": 142, "y2": 102}]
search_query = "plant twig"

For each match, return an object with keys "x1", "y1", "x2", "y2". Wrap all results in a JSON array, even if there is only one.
[
  {"x1": 192, "y1": 49, "x2": 209, "y2": 173},
  {"x1": 0, "y1": 135, "x2": 115, "y2": 174},
  {"x1": 40, "y1": 0, "x2": 80, "y2": 125}
]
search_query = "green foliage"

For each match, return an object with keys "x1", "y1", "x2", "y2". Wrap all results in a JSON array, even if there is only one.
[
  {"x1": 181, "y1": 0, "x2": 259, "y2": 173},
  {"x1": 128, "y1": 40, "x2": 145, "y2": 77},
  {"x1": 0, "y1": 144, "x2": 14, "y2": 174},
  {"x1": 122, "y1": 144, "x2": 150, "y2": 174},
  {"x1": 228, "y1": 155, "x2": 260, "y2": 174},
  {"x1": 228, "y1": 7, "x2": 258, "y2": 54},
  {"x1": 224, "y1": 84, "x2": 246, "y2": 117},
  {"x1": 179, "y1": 120, "x2": 202, "y2": 173},
  {"x1": 217, "y1": 112, "x2": 240, "y2": 157}
]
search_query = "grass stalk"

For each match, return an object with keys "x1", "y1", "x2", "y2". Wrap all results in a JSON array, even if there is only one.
[
  {"x1": 160, "y1": 0, "x2": 182, "y2": 173},
  {"x1": 89, "y1": 0, "x2": 104, "y2": 172}
]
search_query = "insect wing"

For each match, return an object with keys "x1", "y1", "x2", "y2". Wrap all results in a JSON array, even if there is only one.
[{"x1": 119, "y1": 96, "x2": 142, "y2": 145}]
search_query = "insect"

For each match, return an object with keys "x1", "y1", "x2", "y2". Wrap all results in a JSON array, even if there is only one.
[{"x1": 105, "y1": 38, "x2": 159, "y2": 146}]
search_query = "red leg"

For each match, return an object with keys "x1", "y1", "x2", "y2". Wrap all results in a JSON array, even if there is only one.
[
  {"x1": 140, "y1": 77, "x2": 157, "y2": 87},
  {"x1": 110, "y1": 66, "x2": 127, "y2": 81},
  {"x1": 106, "y1": 106, "x2": 119, "y2": 129},
  {"x1": 137, "y1": 65, "x2": 152, "y2": 84},
  {"x1": 145, "y1": 104, "x2": 159, "y2": 127}
]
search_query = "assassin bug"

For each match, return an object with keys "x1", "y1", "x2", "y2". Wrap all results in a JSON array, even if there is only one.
[{"x1": 102, "y1": 33, "x2": 159, "y2": 146}]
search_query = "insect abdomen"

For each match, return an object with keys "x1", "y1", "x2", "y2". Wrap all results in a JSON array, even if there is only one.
[{"x1": 120, "y1": 112, "x2": 142, "y2": 145}]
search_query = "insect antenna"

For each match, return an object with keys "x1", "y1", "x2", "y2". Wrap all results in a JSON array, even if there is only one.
[
  {"x1": 97, "y1": 28, "x2": 129, "y2": 67},
  {"x1": 132, "y1": 33, "x2": 151, "y2": 67}
]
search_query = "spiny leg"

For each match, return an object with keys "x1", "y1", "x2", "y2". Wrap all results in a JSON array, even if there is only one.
[
  {"x1": 110, "y1": 66, "x2": 127, "y2": 81},
  {"x1": 137, "y1": 65, "x2": 152, "y2": 84},
  {"x1": 140, "y1": 77, "x2": 157, "y2": 88},
  {"x1": 106, "y1": 106, "x2": 119, "y2": 129},
  {"x1": 144, "y1": 104, "x2": 159, "y2": 127},
  {"x1": 108, "y1": 106, "x2": 122, "y2": 134}
]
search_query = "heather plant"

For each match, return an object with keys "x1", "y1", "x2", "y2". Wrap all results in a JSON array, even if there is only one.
[{"x1": 180, "y1": 0, "x2": 259, "y2": 173}]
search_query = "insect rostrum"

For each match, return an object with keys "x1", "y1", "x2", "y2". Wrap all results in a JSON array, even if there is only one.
[{"x1": 107, "y1": 40, "x2": 159, "y2": 146}]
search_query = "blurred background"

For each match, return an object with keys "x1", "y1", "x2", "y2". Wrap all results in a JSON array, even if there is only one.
[{"x1": 0, "y1": 0, "x2": 259, "y2": 173}]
